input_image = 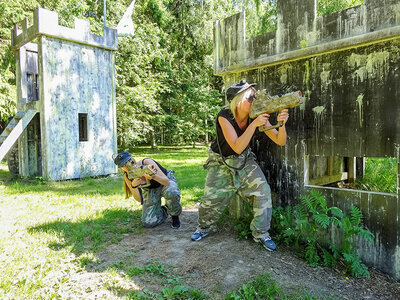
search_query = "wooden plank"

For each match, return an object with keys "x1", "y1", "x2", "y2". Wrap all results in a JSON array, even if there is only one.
[
  {"x1": 348, "y1": 157, "x2": 356, "y2": 183},
  {"x1": 327, "y1": 156, "x2": 334, "y2": 175},
  {"x1": 0, "y1": 109, "x2": 37, "y2": 162},
  {"x1": 308, "y1": 172, "x2": 348, "y2": 186}
]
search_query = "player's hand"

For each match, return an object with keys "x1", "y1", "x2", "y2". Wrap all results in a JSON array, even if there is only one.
[
  {"x1": 253, "y1": 113, "x2": 270, "y2": 128},
  {"x1": 144, "y1": 173, "x2": 154, "y2": 181},
  {"x1": 131, "y1": 177, "x2": 143, "y2": 187},
  {"x1": 277, "y1": 109, "x2": 289, "y2": 125}
]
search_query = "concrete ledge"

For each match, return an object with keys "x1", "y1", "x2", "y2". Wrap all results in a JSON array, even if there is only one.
[{"x1": 215, "y1": 24, "x2": 400, "y2": 75}]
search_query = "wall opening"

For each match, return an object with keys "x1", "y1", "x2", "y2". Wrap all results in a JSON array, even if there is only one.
[
  {"x1": 317, "y1": 0, "x2": 363, "y2": 16},
  {"x1": 242, "y1": 0, "x2": 278, "y2": 38},
  {"x1": 26, "y1": 48, "x2": 39, "y2": 103},
  {"x1": 78, "y1": 113, "x2": 88, "y2": 142},
  {"x1": 305, "y1": 155, "x2": 398, "y2": 194},
  {"x1": 27, "y1": 113, "x2": 42, "y2": 176}
]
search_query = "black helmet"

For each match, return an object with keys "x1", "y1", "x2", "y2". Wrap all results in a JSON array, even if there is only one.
[
  {"x1": 113, "y1": 152, "x2": 132, "y2": 168},
  {"x1": 226, "y1": 79, "x2": 256, "y2": 102}
]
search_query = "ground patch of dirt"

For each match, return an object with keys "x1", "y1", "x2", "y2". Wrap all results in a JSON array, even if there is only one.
[{"x1": 94, "y1": 208, "x2": 400, "y2": 299}]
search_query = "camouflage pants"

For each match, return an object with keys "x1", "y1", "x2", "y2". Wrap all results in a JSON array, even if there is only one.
[
  {"x1": 141, "y1": 170, "x2": 182, "y2": 228},
  {"x1": 197, "y1": 148, "x2": 272, "y2": 239}
]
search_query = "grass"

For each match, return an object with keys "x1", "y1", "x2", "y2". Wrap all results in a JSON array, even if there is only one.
[
  {"x1": 0, "y1": 145, "x2": 351, "y2": 298},
  {"x1": 225, "y1": 274, "x2": 319, "y2": 300},
  {"x1": 0, "y1": 145, "x2": 208, "y2": 298}
]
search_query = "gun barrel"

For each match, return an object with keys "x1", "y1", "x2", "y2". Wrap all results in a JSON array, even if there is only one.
[{"x1": 249, "y1": 90, "x2": 302, "y2": 119}]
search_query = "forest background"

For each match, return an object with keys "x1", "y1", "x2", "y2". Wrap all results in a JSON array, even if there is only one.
[{"x1": 0, "y1": 0, "x2": 362, "y2": 149}]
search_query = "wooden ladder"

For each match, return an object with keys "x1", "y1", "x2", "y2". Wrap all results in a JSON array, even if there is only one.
[{"x1": 0, "y1": 109, "x2": 37, "y2": 162}]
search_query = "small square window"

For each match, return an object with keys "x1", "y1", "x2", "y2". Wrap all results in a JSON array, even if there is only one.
[{"x1": 79, "y1": 113, "x2": 88, "y2": 142}]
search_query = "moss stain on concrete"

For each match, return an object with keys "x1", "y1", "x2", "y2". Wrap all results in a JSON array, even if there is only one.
[
  {"x1": 312, "y1": 105, "x2": 326, "y2": 149},
  {"x1": 347, "y1": 51, "x2": 390, "y2": 82},
  {"x1": 356, "y1": 93, "x2": 364, "y2": 127},
  {"x1": 301, "y1": 60, "x2": 310, "y2": 112}
]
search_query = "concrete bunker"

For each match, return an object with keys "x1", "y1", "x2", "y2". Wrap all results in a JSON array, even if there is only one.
[
  {"x1": 214, "y1": 0, "x2": 400, "y2": 279},
  {"x1": 0, "y1": 8, "x2": 118, "y2": 180}
]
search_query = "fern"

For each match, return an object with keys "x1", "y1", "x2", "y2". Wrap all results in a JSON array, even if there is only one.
[
  {"x1": 359, "y1": 228, "x2": 374, "y2": 243},
  {"x1": 343, "y1": 252, "x2": 370, "y2": 277},
  {"x1": 321, "y1": 248, "x2": 336, "y2": 268},
  {"x1": 300, "y1": 194, "x2": 314, "y2": 211},
  {"x1": 313, "y1": 213, "x2": 330, "y2": 229},
  {"x1": 294, "y1": 204, "x2": 308, "y2": 221},
  {"x1": 270, "y1": 191, "x2": 374, "y2": 278},
  {"x1": 349, "y1": 205, "x2": 363, "y2": 226},
  {"x1": 310, "y1": 190, "x2": 327, "y2": 210},
  {"x1": 329, "y1": 206, "x2": 344, "y2": 218},
  {"x1": 283, "y1": 228, "x2": 295, "y2": 238},
  {"x1": 330, "y1": 216, "x2": 343, "y2": 228},
  {"x1": 305, "y1": 243, "x2": 320, "y2": 267},
  {"x1": 329, "y1": 244, "x2": 341, "y2": 260}
]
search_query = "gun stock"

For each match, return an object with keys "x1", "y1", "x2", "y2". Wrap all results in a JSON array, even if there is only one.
[{"x1": 249, "y1": 90, "x2": 302, "y2": 131}]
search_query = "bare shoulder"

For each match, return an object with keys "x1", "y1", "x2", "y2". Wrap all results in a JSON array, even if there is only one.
[{"x1": 141, "y1": 158, "x2": 156, "y2": 166}]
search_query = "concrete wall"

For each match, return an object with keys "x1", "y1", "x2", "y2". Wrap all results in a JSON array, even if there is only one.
[
  {"x1": 214, "y1": 0, "x2": 400, "y2": 279},
  {"x1": 40, "y1": 36, "x2": 117, "y2": 180},
  {"x1": 12, "y1": 8, "x2": 118, "y2": 180}
]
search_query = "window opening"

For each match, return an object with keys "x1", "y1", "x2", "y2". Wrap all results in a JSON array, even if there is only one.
[
  {"x1": 305, "y1": 155, "x2": 398, "y2": 194},
  {"x1": 26, "y1": 48, "x2": 39, "y2": 103},
  {"x1": 79, "y1": 113, "x2": 88, "y2": 142},
  {"x1": 27, "y1": 73, "x2": 39, "y2": 102}
]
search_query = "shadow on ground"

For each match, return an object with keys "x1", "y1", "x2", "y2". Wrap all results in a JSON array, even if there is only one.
[{"x1": 30, "y1": 207, "x2": 400, "y2": 299}]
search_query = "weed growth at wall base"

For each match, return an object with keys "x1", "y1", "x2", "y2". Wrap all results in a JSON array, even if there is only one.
[{"x1": 272, "y1": 190, "x2": 374, "y2": 277}]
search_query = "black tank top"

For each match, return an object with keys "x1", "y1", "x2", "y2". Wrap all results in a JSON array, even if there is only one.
[
  {"x1": 210, "y1": 108, "x2": 252, "y2": 157},
  {"x1": 141, "y1": 158, "x2": 168, "y2": 189}
]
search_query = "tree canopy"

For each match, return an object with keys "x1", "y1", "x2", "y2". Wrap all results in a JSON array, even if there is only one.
[{"x1": 0, "y1": 0, "x2": 363, "y2": 147}]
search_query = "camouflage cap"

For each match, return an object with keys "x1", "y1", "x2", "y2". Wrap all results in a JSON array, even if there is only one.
[
  {"x1": 113, "y1": 152, "x2": 132, "y2": 168},
  {"x1": 226, "y1": 79, "x2": 256, "y2": 102}
]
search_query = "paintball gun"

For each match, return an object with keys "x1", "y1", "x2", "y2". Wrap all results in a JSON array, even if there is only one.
[
  {"x1": 126, "y1": 163, "x2": 157, "y2": 188},
  {"x1": 249, "y1": 89, "x2": 302, "y2": 131}
]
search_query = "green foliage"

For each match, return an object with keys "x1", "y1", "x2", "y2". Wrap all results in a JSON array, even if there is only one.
[
  {"x1": 160, "y1": 285, "x2": 207, "y2": 300},
  {"x1": 355, "y1": 157, "x2": 398, "y2": 194},
  {"x1": 232, "y1": 0, "x2": 278, "y2": 38},
  {"x1": 0, "y1": 0, "x2": 372, "y2": 144},
  {"x1": 272, "y1": 190, "x2": 374, "y2": 277},
  {"x1": 225, "y1": 273, "x2": 318, "y2": 299},
  {"x1": 126, "y1": 260, "x2": 207, "y2": 300},
  {"x1": 317, "y1": 0, "x2": 364, "y2": 16},
  {"x1": 115, "y1": 0, "x2": 225, "y2": 147},
  {"x1": 225, "y1": 274, "x2": 282, "y2": 299},
  {"x1": 129, "y1": 285, "x2": 206, "y2": 300},
  {"x1": 232, "y1": 201, "x2": 254, "y2": 240},
  {"x1": 0, "y1": 0, "x2": 225, "y2": 145}
]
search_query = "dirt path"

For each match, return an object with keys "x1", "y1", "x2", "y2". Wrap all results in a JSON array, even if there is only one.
[{"x1": 95, "y1": 208, "x2": 400, "y2": 299}]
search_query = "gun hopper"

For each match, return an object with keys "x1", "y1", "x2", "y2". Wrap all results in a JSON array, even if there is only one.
[
  {"x1": 249, "y1": 90, "x2": 302, "y2": 131},
  {"x1": 126, "y1": 164, "x2": 157, "y2": 187}
]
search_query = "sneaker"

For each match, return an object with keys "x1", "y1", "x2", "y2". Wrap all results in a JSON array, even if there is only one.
[
  {"x1": 191, "y1": 230, "x2": 208, "y2": 241},
  {"x1": 171, "y1": 216, "x2": 181, "y2": 229},
  {"x1": 254, "y1": 236, "x2": 277, "y2": 251},
  {"x1": 161, "y1": 205, "x2": 168, "y2": 217}
]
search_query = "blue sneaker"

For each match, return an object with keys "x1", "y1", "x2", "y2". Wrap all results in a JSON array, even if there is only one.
[
  {"x1": 191, "y1": 230, "x2": 208, "y2": 241},
  {"x1": 254, "y1": 236, "x2": 277, "y2": 251}
]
